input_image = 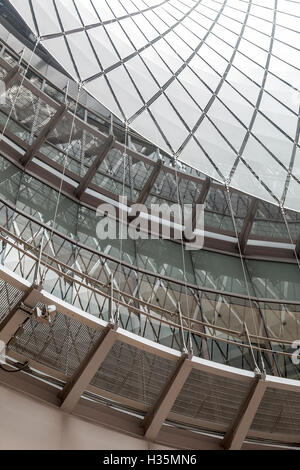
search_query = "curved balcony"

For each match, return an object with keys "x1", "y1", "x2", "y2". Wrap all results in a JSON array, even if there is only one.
[{"x1": 0, "y1": 34, "x2": 299, "y2": 449}]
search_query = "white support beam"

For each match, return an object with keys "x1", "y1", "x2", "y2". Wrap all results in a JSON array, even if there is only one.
[
  {"x1": 222, "y1": 375, "x2": 267, "y2": 450},
  {"x1": 60, "y1": 323, "x2": 118, "y2": 413},
  {"x1": 143, "y1": 353, "x2": 192, "y2": 442},
  {"x1": 0, "y1": 284, "x2": 41, "y2": 344}
]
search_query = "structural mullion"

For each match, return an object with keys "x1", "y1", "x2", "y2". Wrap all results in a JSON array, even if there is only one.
[
  {"x1": 238, "y1": 198, "x2": 259, "y2": 254},
  {"x1": 222, "y1": 375, "x2": 267, "y2": 450},
  {"x1": 137, "y1": 159, "x2": 163, "y2": 205},
  {"x1": 21, "y1": 103, "x2": 67, "y2": 167},
  {"x1": 143, "y1": 353, "x2": 192, "y2": 441},
  {"x1": 74, "y1": 134, "x2": 115, "y2": 199}
]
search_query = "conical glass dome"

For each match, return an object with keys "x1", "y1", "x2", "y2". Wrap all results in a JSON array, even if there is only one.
[{"x1": 9, "y1": 0, "x2": 300, "y2": 210}]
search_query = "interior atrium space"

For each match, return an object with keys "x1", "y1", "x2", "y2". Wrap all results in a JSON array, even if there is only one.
[{"x1": 0, "y1": 0, "x2": 299, "y2": 451}]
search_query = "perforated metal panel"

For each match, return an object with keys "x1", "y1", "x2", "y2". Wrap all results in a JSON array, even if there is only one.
[
  {"x1": 251, "y1": 387, "x2": 300, "y2": 435},
  {"x1": 8, "y1": 310, "x2": 101, "y2": 376},
  {"x1": 91, "y1": 340, "x2": 177, "y2": 406},
  {"x1": 171, "y1": 368, "x2": 252, "y2": 426},
  {"x1": 9, "y1": 0, "x2": 300, "y2": 210},
  {"x1": 0, "y1": 278, "x2": 24, "y2": 323}
]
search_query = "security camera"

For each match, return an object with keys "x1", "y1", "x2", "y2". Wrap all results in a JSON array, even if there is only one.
[{"x1": 34, "y1": 305, "x2": 57, "y2": 324}]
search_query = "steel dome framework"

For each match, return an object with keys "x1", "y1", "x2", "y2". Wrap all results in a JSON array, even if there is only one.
[
  {"x1": 8, "y1": 0, "x2": 300, "y2": 211},
  {"x1": 0, "y1": 1, "x2": 299, "y2": 450}
]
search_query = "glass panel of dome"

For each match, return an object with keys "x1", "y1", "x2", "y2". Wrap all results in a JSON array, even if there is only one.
[
  {"x1": 66, "y1": 32, "x2": 100, "y2": 81},
  {"x1": 264, "y1": 74, "x2": 300, "y2": 114},
  {"x1": 277, "y1": 10, "x2": 300, "y2": 30},
  {"x1": 107, "y1": 66, "x2": 144, "y2": 120},
  {"x1": 133, "y1": 14, "x2": 159, "y2": 41},
  {"x1": 125, "y1": 55, "x2": 160, "y2": 103},
  {"x1": 140, "y1": 46, "x2": 172, "y2": 86},
  {"x1": 131, "y1": 110, "x2": 171, "y2": 155},
  {"x1": 175, "y1": 23, "x2": 199, "y2": 48},
  {"x1": 242, "y1": 136, "x2": 288, "y2": 201},
  {"x1": 108, "y1": 0, "x2": 128, "y2": 17},
  {"x1": 153, "y1": 40, "x2": 183, "y2": 73},
  {"x1": 8, "y1": 0, "x2": 300, "y2": 208},
  {"x1": 164, "y1": 80, "x2": 203, "y2": 130},
  {"x1": 30, "y1": 0, "x2": 62, "y2": 36},
  {"x1": 193, "y1": 116, "x2": 237, "y2": 179},
  {"x1": 8, "y1": 0, "x2": 37, "y2": 33},
  {"x1": 205, "y1": 34, "x2": 236, "y2": 62},
  {"x1": 283, "y1": 177, "x2": 300, "y2": 213},
  {"x1": 243, "y1": 26, "x2": 270, "y2": 50},
  {"x1": 217, "y1": 81, "x2": 256, "y2": 128},
  {"x1": 87, "y1": 27, "x2": 120, "y2": 70},
  {"x1": 44, "y1": 37, "x2": 78, "y2": 79},
  {"x1": 178, "y1": 66, "x2": 212, "y2": 109},
  {"x1": 104, "y1": 22, "x2": 135, "y2": 59},
  {"x1": 74, "y1": 0, "x2": 99, "y2": 25},
  {"x1": 259, "y1": 93, "x2": 298, "y2": 141},
  {"x1": 198, "y1": 43, "x2": 228, "y2": 76},
  {"x1": 230, "y1": 161, "x2": 277, "y2": 205},
  {"x1": 232, "y1": 51, "x2": 266, "y2": 84},
  {"x1": 55, "y1": 0, "x2": 82, "y2": 31},
  {"x1": 148, "y1": 94, "x2": 190, "y2": 153},
  {"x1": 275, "y1": 24, "x2": 299, "y2": 47},
  {"x1": 252, "y1": 113, "x2": 294, "y2": 169},
  {"x1": 85, "y1": 77, "x2": 122, "y2": 120},
  {"x1": 120, "y1": 17, "x2": 148, "y2": 49},
  {"x1": 91, "y1": 0, "x2": 114, "y2": 21},
  {"x1": 207, "y1": 99, "x2": 246, "y2": 152},
  {"x1": 143, "y1": 10, "x2": 167, "y2": 34},
  {"x1": 272, "y1": 40, "x2": 300, "y2": 72},
  {"x1": 180, "y1": 137, "x2": 223, "y2": 182},
  {"x1": 269, "y1": 55, "x2": 300, "y2": 91}
]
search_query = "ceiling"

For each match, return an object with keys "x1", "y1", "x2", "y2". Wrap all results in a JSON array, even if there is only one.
[{"x1": 8, "y1": 0, "x2": 300, "y2": 211}]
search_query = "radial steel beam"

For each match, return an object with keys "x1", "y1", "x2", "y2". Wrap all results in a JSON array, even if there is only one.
[
  {"x1": 238, "y1": 198, "x2": 259, "y2": 253},
  {"x1": 192, "y1": 177, "x2": 211, "y2": 231},
  {"x1": 143, "y1": 353, "x2": 192, "y2": 441},
  {"x1": 222, "y1": 375, "x2": 267, "y2": 450},
  {"x1": 21, "y1": 104, "x2": 67, "y2": 167},
  {"x1": 60, "y1": 323, "x2": 118, "y2": 413},
  {"x1": 137, "y1": 159, "x2": 163, "y2": 205},
  {"x1": 74, "y1": 134, "x2": 115, "y2": 200},
  {"x1": 0, "y1": 284, "x2": 41, "y2": 344},
  {"x1": 3, "y1": 65, "x2": 20, "y2": 89}
]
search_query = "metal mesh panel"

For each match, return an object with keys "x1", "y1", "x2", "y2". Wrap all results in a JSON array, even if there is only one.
[
  {"x1": 171, "y1": 368, "x2": 251, "y2": 426},
  {"x1": 8, "y1": 310, "x2": 101, "y2": 376},
  {"x1": 251, "y1": 387, "x2": 300, "y2": 435},
  {"x1": 91, "y1": 340, "x2": 177, "y2": 406},
  {"x1": 0, "y1": 279, "x2": 24, "y2": 323}
]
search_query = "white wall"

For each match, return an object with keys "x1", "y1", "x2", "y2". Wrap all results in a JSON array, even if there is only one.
[{"x1": 0, "y1": 383, "x2": 171, "y2": 450}]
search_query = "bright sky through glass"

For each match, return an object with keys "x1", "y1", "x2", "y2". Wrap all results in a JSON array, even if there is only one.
[{"x1": 9, "y1": 0, "x2": 300, "y2": 211}]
